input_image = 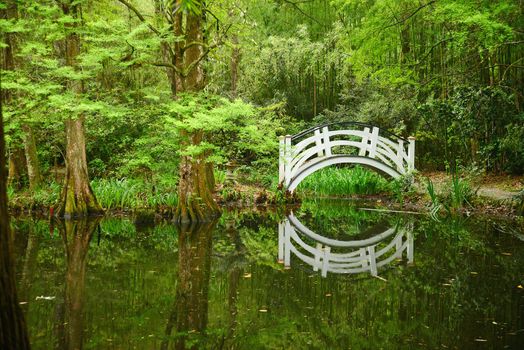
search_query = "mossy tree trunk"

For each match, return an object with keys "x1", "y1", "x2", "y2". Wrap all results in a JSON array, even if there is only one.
[
  {"x1": 120, "y1": 0, "x2": 220, "y2": 223},
  {"x1": 22, "y1": 125, "x2": 41, "y2": 190},
  {"x1": 174, "y1": 131, "x2": 220, "y2": 224},
  {"x1": 172, "y1": 9, "x2": 219, "y2": 223},
  {"x1": 161, "y1": 221, "x2": 215, "y2": 350},
  {"x1": 2, "y1": 0, "x2": 32, "y2": 191},
  {"x1": 58, "y1": 117, "x2": 102, "y2": 218},
  {"x1": 0, "y1": 72, "x2": 31, "y2": 349},
  {"x1": 56, "y1": 1, "x2": 101, "y2": 218},
  {"x1": 55, "y1": 218, "x2": 99, "y2": 350},
  {"x1": 7, "y1": 147, "x2": 26, "y2": 189}
]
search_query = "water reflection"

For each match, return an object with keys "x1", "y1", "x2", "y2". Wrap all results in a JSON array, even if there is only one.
[
  {"x1": 11, "y1": 207, "x2": 524, "y2": 349},
  {"x1": 161, "y1": 221, "x2": 217, "y2": 350},
  {"x1": 54, "y1": 218, "x2": 101, "y2": 350},
  {"x1": 278, "y1": 212, "x2": 413, "y2": 277}
]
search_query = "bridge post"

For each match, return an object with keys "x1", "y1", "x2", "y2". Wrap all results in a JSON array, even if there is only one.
[
  {"x1": 314, "y1": 129, "x2": 324, "y2": 157},
  {"x1": 367, "y1": 245, "x2": 378, "y2": 276},
  {"x1": 359, "y1": 127, "x2": 370, "y2": 156},
  {"x1": 278, "y1": 221, "x2": 284, "y2": 263},
  {"x1": 396, "y1": 139, "x2": 404, "y2": 173},
  {"x1": 322, "y1": 126, "x2": 332, "y2": 156},
  {"x1": 284, "y1": 220, "x2": 292, "y2": 267},
  {"x1": 321, "y1": 246, "x2": 331, "y2": 277},
  {"x1": 279, "y1": 135, "x2": 293, "y2": 187},
  {"x1": 368, "y1": 127, "x2": 380, "y2": 159},
  {"x1": 408, "y1": 136, "x2": 416, "y2": 171},
  {"x1": 278, "y1": 136, "x2": 285, "y2": 184},
  {"x1": 313, "y1": 243, "x2": 322, "y2": 272},
  {"x1": 407, "y1": 228, "x2": 414, "y2": 264}
]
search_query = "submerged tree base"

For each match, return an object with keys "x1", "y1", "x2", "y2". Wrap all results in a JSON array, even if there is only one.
[
  {"x1": 56, "y1": 177, "x2": 103, "y2": 219},
  {"x1": 174, "y1": 197, "x2": 221, "y2": 224}
]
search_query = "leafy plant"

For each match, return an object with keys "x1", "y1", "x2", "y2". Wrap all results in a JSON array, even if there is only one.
[
  {"x1": 297, "y1": 166, "x2": 391, "y2": 196},
  {"x1": 426, "y1": 178, "x2": 442, "y2": 221}
]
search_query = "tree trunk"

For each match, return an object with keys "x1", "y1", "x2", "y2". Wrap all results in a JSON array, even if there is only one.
[
  {"x1": 0, "y1": 79, "x2": 31, "y2": 350},
  {"x1": 57, "y1": 1, "x2": 102, "y2": 218},
  {"x1": 55, "y1": 218, "x2": 100, "y2": 350},
  {"x1": 183, "y1": 13, "x2": 206, "y2": 92},
  {"x1": 161, "y1": 221, "x2": 215, "y2": 350},
  {"x1": 22, "y1": 125, "x2": 41, "y2": 190},
  {"x1": 171, "y1": 9, "x2": 219, "y2": 223},
  {"x1": 57, "y1": 117, "x2": 102, "y2": 218},
  {"x1": 2, "y1": 1, "x2": 28, "y2": 191},
  {"x1": 7, "y1": 147, "x2": 26, "y2": 189},
  {"x1": 175, "y1": 131, "x2": 220, "y2": 224},
  {"x1": 230, "y1": 33, "x2": 240, "y2": 98}
]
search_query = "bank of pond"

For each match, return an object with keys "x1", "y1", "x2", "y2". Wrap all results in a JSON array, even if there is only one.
[{"x1": 13, "y1": 199, "x2": 524, "y2": 349}]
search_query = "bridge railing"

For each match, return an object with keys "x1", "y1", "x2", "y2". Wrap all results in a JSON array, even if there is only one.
[
  {"x1": 278, "y1": 214, "x2": 414, "y2": 277},
  {"x1": 279, "y1": 122, "x2": 415, "y2": 188}
]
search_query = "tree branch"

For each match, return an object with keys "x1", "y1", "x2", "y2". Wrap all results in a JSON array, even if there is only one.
[
  {"x1": 117, "y1": 0, "x2": 161, "y2": 36},
  {"x1": 281, "y1": 0, "x2": 323, "y2": 26},
  {"x1": 150, "y1": 61, "x2": 183, "y2": 75},
  {"x1": 381, "y1": 1, "x2": 436, "y2": 30},
  {"x1": 182, "y1": 23, "x2": 232, "y2": 77}
]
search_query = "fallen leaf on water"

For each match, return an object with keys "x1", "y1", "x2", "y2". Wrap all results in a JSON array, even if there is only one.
[
  {"x1": 474, "y1": 339, "x2": 487, "y2": 342},
  {"x1": 470, "y1": 272, "x2": 478, "y2": 275},
  {"x1": 325, "y1": 293, "x2": 332, "y2": 297},
  {"x1": 517, "y1": 285, "x2": 523, "y2": 289},
  {"x1": 442, "y1": 283, "x2": 451, "y2": 286},
  {"x1": 243, "y1": 273, "x2": 251, "y2": 278},
  {"x1": 19, "y1": 301, "x2": 28, "y2": 305},
  {"x1": 259, "y1": 309, "x2": 268, "y2": 313},
  {"x1": 501, "y1": 252, "x2": 512, "y2": 256}
]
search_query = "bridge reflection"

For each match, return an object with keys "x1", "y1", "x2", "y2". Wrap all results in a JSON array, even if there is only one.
[{"x1": 278, "y1": 213, "x2": 413, "y2": 277}]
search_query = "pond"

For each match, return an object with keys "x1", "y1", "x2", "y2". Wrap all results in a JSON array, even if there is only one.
[{"x1": 13, "y1": 200, "x2": 524, "y2": 349}]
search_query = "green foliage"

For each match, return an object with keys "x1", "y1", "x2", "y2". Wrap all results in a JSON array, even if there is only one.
[
  {"x1": 426, "y1": 178, "x2": 442, "y2": 220},
  {"x1": 8, "y1": 182, "x2": 61, "y2": 208},
  {"x1": 424, "y1": 173, "x2": 476, "y2": 217},
  {"x1": 513, "y1": 190, "x2": 524, "y2": 216},
  {"x1": 500, "y1": 115, "x2": 524, "y2": 175},
  {"x1": 417, "y1": 86, "x2": 522, "y2": 173},
  {"x1": 448, "y1": 174, "x2": 474, "y2": 211},
  {"x1": 91, "y1": 178, "x2": 178, "y2": 210},
  {"x1": 3, "y1": 0, "x2": 524, "y2": 208},
  {"x1": 297, "y1": 166, "x2": 392, "y2": 196}
]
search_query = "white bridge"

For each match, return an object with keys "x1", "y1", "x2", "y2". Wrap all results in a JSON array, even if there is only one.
[
  {"x1": 278, "y1": 213, "x2": 414, "y2": 277},
  {"x1": 279, "y1": 122, "x2": 416, "y2": 192}
]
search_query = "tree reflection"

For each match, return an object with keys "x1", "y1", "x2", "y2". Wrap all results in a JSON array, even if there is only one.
[
  {"x1": 55, "y1": 218, "x2": 101, "y2": 350},
  {"x1": 162, "y1": 221, "x2": 216, "y2": 350}
]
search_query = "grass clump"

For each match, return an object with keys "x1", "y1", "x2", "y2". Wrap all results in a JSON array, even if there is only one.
[
  {"x1": 8, "y1": 182, "x2": 61, "y2": 209},
  {"x1": 297, "y1": 166, "x2": 392, "y2": 196},
  {"x1": 425, "y1": 173, "x2": 476, "y2": 218},
  {"x1": 91, "y1": 178, "x2": 178, "y2": 210}
]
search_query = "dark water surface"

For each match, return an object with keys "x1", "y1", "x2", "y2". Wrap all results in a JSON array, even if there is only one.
[{"x1": 13, "y1": 200, "x2": 524, "y2": 349}]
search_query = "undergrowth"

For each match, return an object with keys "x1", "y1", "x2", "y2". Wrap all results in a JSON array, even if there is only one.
[
  {"x1": 91, "y1": 178, "x2": 178, "y2": 210},
  {"x1": 297, "y1": 166, "x2": 392, "y2": 196}
]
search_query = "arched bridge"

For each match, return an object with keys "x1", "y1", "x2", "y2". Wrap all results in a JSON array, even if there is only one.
[
  {"x1": 278, "y1": 213, "x2": 414, "y2": 277},
  {"x1": 279, "y1": 122, "x2": 415, "y2": 192}
]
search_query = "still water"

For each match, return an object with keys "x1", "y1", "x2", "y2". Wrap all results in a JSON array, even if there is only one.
[{"x1": 13, "y1": 200, "x2": 524, "y2": 349}]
